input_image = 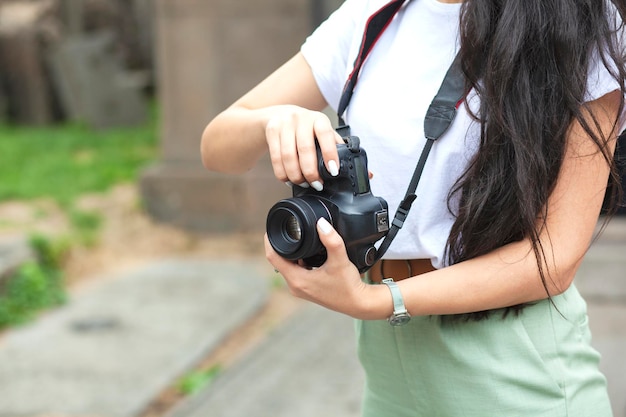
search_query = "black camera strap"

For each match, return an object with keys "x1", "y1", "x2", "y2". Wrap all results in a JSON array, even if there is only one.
[
  {"x1": 336, "y1": 0, "x2": 467, "y2": 266},
  {"x1": 336, "y1": 0, "x2": 407, "y2": 135}
]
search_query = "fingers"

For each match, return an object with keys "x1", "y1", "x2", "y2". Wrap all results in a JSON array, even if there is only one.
[
  {"x1": 265, "y1": 218, "x2": 349, "y2": 273},
  {"x1": 264, "y1": 234, "x2": 299, "y2": 276},
  {"x1": 266, "y1": 116, "x2": 292, "y2": 184},
  {"x1": 316, "y1": 218, "x2": 349, "y2": 266},
  {"x1": 313, "y1": 117, "x2": 343, "y2": 178},
  {"x1": 265, "y1": 108, "x2": 342, "y2": 188},
  {"x1": 295, "y1": 122, "x2": 320, "y2": 188},
  {"x1": 268, "y1": 219, "x2": 368, "y2": 318}
]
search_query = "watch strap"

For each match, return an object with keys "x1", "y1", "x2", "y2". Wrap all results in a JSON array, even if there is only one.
[{"x1": 382, "y1": 278, "x2": 410, "y2": 325}]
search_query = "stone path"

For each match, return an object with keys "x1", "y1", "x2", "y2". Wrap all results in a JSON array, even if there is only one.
[
  {"x1": 0, "y1": 259, "x2": 268, "y2": 417},
  {"x1": 169, "y1": 217, "x2": 626, "y2": 417},
  {"x1": 0, "y1": 218, "x2": 623, "y2": 417},
  {"x1": 167, "y1": 304, "x2": 364, "y2": 417}
]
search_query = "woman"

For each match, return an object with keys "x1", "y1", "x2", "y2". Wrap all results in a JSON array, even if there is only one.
[{"x1": 201, "y1": 0, "x2": 626, "y2": 415}]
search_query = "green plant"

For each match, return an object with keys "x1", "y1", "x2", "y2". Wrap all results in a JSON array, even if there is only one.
[
  {"x1": 69, "y1": 209, "x2": 104, "y2": 247},
  {"x1": 29, "y1": 233, "x2": 71, "y2": 269},
  {"x1": 0, "y1": 235, "x2": 68, "y2": 329},
  {"x1": 0, "y1": 103, "x2": 159, "y2": 330},
  {"x1": 176, "y1": 365, "x2": 222, "y2": 395},
  {"x1": 0, "y1": 262, "x2": 66, "y2": 328}
]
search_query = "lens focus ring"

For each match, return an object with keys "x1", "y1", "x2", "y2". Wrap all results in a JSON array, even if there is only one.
[{"x1": 266, "y1": 196, "x2": 331, "y2": 261}]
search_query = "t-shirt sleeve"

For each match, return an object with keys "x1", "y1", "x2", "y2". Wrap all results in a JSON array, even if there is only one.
[
  {"x1": 300, "y1": 0, "x2": 373, "y2": 113},
  {"x1": 584, "y1": 5, "x2": 625, "y2": 104},
  {"x1": 585, "y1": 53, "x2": 622, "y2": 103}
]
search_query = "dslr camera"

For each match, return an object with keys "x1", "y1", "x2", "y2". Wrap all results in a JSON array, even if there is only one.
[{"x1": 266, "y1": 136, "x2": 389, "y2": 273}]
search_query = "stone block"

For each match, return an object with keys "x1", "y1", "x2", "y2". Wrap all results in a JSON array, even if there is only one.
[
  {"x1": 0, "y1": 235, "x2": 34, "y2": 287},
  {"x1": 47, "y1": 31, "x2": 147, "y2": 129},
  {"x1": 0, "y1": 19, "x2": 56, "y2": 124},
  {"x1": 140, "y1": 159, "x2": 290, "y2": 233},
  {"x1": 143, "y1": 0, "x2": 310, "y2": 233}
]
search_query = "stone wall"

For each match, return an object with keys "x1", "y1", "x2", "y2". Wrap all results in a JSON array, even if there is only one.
[
  {"x1": 141, "y1": 0, "x2": 342, "y2": 233},
  {"x1": 0, "y1": 0, "x2": 154, "y2": 126}
]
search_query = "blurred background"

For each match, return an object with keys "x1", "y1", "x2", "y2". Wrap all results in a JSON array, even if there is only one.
[
  {"x1": 0, "y1": 1, "x2": 623, "y2": 417},
  {"x1": 0, "y1": 1, "x2": 369, "y2": 416}
]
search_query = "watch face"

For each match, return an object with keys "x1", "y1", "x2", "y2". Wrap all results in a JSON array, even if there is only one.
[{"x1": 389, "y1": 313, "x2": 411, "y2": 326}]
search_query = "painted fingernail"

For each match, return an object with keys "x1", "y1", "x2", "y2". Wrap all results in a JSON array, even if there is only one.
[
  {"x1": 311, "y1": 181, "x2": 323, "y2": 191},
  {"x1": 297, "y1": 182, "x2": 310, "y2": 188},
  {"x1": 317, "y1": 217, "x2": 332, "y2": 234},
  {"x1": 328, "y1": 160, "x2": 339, "y2": 177},
  {"x1": 285, "y1": 181, "x2": 293, "y2": 187}
]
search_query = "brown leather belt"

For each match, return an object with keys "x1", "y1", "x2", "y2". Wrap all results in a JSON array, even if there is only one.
[{"x1": 368, "y1": 258, "x2": 436, "y2": 283}]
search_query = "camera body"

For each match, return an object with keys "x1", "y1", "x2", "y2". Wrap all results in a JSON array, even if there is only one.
[{"x1": 266, "y1": 136, "x2": 389, "y2": 273}]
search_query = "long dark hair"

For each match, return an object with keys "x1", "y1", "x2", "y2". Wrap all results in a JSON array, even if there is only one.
[{"x1": 446, "y1": 0, "x2": 626, "y2": 320}]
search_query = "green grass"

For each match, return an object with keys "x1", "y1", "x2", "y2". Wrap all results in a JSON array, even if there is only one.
[
  {"x1": 0, "y1": 104, "x2": 159, "y2": 329},
  {"x1": 176, "y1": 366, "x2": 222, "y2": 395},
  {"x1": 0, "y1": 105, "x2": 158, "y2": 205},
  {"x1": 0, "y1": 262, "x2": 66, "y2": 328},
  {"x1": 68, "y1": 208, "x2": 104, "y2": 247}
]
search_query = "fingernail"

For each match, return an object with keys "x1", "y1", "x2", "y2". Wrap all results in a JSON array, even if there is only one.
[
  {"x1": 311, "y1": 181, "x2": 323, "y2": 191},
  {"x1": 328, "y1": 160, "x2": 339, "y2": 177},
  {"x1": 317, "y1": 217, "x2": 332, "y2": 234},
  {"x1": 297, "y1": 182, "x2": 310, "y2": 188},
  {"x1": 285, "y1": 181, "x2": 293, "y2": 187}
]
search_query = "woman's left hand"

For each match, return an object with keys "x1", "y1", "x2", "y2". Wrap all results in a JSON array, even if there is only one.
[{"x1": 264, "y1": 217, "x2": 379, "y2": 319}]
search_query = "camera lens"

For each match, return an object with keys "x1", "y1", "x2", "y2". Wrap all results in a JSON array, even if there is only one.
[
  {"x1": 266, "y1": 196, "x2": 331, "y2": 261},
  {"x1": 285, "y1": 215, "x2": 302, "y2": 241}
]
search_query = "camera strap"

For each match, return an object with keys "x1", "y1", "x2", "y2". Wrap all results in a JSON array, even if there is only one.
[{"x1": 336, "y1": 0, "x2": 467, "y2": 266}]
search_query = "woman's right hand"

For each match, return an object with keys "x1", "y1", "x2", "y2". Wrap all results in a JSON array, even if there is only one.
[
  {"x1": 202, "y1": 53, "x2": 343, "y2": 177},
  {"x1": 265, "y1": 106, "x2": 344, "y2": 191}
]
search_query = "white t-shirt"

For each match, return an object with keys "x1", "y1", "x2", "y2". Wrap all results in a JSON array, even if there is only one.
[{"x1": 301, "y1": 0, "x2": 621, "y2": 268}]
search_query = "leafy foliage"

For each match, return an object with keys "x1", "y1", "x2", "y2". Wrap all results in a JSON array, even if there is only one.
[
  {"x1": 176, "y1": 366, "x2": 222, "y2": 395},
  {"x1": 0, "y1": 104, "x2": 159, "y2": 329},
  {"x1": 0, "y1": 235, "x2": 68, "y2": 328}
]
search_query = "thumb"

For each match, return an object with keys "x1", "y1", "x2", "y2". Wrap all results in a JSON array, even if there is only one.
[{"x1": 317, "y1": 217, "x2": 349, "y2": 263}]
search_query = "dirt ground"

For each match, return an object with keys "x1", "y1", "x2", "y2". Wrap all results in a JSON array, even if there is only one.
[
  {"x1": 0, "y1": 183, "x2": 304, "y2": 416},
  {"x1": 0, "y1": 183, "x2": 268, "y2": 284}
]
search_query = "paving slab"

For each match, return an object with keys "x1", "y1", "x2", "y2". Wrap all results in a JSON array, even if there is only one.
[
  {"x1": 167, "y1": 303, "x2": 365, "y2": 417},
  {"x1": 597, "y1": 215, "x2": 626, "y2": 242},
  {"x1": 169, "y1": 218, "x2": 626, "y2": 417},
  {"x1": 0, "y1": 218, "x2": 621, "y2": 417},
  {"x1": 0, "y1": 258, "x2": 269, "y2": 417},
  {"x1": 576, "y1": 243, "x2": 626, "y2": 302},
  {"x1": 0, "y1": 235, "x2": 33, "y2": 284}
]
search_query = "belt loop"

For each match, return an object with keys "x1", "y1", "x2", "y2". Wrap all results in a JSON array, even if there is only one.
[{"x1": 405, "y1": 259, "x2": 413, "y2": 278}]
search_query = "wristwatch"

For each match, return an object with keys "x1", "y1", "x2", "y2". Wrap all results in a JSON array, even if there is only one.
[{"x1": 381, "y1": 278, "x2": 411, "y2": 326}]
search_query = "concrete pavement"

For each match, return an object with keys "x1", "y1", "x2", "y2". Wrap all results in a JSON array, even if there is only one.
[
  {"x1": 0, "y1": 217, "x2": 623, "y2": 417},
  {"x1": 167, "y1": 304, "x2": 364, "y2": 417},
  {"x1": 169, "y1": 216, "x2": 626, "y2": 417},
  {"x1": 0, "y1": 259, "x2": 269, "y2": 417}
]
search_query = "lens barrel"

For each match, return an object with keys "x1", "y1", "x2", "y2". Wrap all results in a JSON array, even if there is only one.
[{"x1": 266, "y1": 196, "x2": 331, "y2": 261}]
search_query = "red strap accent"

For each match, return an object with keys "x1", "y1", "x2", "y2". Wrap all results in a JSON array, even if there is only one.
[
  {"x1": 347, "y1": 0, "x2": 406, "y2": 84},
  {"x1": 338, "y1": 0, "x2": 407, "y2": 120}
]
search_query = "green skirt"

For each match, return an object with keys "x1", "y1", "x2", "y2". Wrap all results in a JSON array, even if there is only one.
[{"x1": 356, "y1": 284, "x2": 612, "y2": 417}]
